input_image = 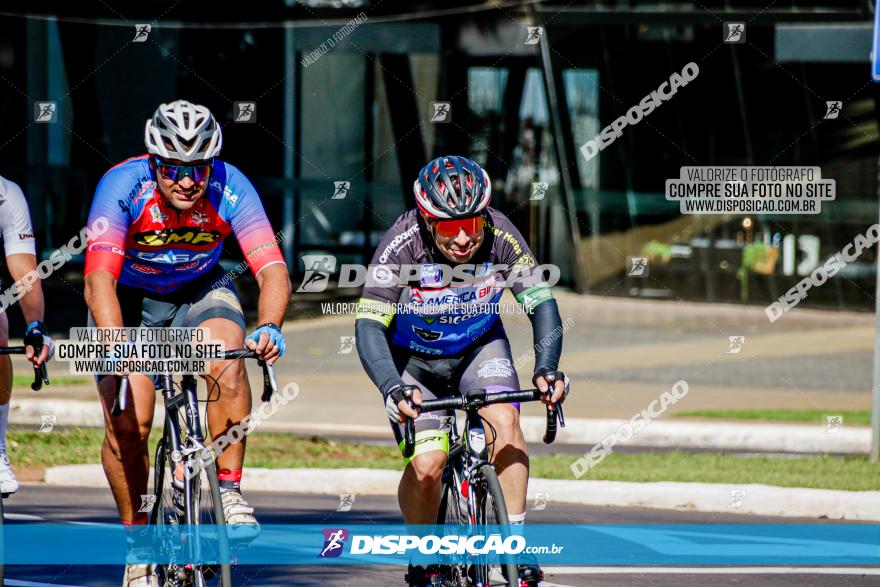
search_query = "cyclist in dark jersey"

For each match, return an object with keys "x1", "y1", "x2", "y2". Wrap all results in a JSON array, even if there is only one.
[
  {"x1": 355, "y1": 156, "x2": 568, "y2": 586},
  {"x1": 85, "y1": 100, "x2": 291, "y2": 587}
]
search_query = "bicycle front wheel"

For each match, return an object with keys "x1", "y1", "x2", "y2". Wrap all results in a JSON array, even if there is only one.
[
  {"x1": 473, "y1": 464, "x2": 517, "y2": 587},
  {"x1": 187, "y1": 457, "x2": 232, "y2": 587},
  {"x1": 437, "y1": 463, "x2": 469, "y2": 586}
]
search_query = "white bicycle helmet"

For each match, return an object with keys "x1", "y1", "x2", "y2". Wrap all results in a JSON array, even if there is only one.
[{"x1": 144, "y1": 100, "x2": 222, "y2": 162}]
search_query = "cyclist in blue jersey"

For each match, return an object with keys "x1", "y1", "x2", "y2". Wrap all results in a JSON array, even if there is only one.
[
  {"x1": 355, "y1": 156, "x2": 569, "y2": 586},
  {"x1": 85, "y1": 100, "x2": 291, "y2": 587}
]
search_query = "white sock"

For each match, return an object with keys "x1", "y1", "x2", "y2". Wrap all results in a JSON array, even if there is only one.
[
  {"x1": 508, "y1": 511, "x2": 526, "y2": 525},
  {"x1": 0, "y1": 402, "x2": 9, "y2": 455}
]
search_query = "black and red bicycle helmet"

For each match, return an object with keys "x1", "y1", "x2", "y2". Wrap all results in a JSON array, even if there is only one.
[{"x1": 413, "y1": 156, "x2": 492, "y2": 219}]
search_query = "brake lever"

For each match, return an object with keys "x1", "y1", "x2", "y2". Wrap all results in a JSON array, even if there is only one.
[
  {"x1": 258, "y1": 359, "x2": 278, "y2": 403},
  {"x1": 33, "y1": 362, "x2": 49, "y2": 391},
  {"x1": 23, "y1": 332, "x2": 47, "y2": 391},
  {"x1": 402, "y1": 387, "x2": 416, "y2": 458}
]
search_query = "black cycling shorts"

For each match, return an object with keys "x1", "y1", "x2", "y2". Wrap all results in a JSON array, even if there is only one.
[
  {"x1": 388, "y1": 321, "x2": 520, "y2": 461},
  {"x1": 88, "y1": 266, "x2": 246, "y2": 384}
]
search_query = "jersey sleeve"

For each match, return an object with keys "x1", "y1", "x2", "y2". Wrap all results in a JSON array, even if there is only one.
[
  {"x1": 356, "y1": 222, "x2": 408, "y2": 327},
  {"x1": 487, "y1": 210, "x2": 554, "y2": 312},
  {"x1": 1, "y1": 179, "x2": 36, "y2": 256},
  {"x1": 223, "y1": 167, "x2": 286, "y2": 277},
  {"x1": 84, "y1": 168, "x2": 130, "y2": 279}
]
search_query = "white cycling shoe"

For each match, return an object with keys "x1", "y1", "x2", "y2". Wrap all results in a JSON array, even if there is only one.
[
  {"x1": 0, "y1": 452, "x2": 19, "y2": 494},
  {"x1": 122, "y1": 564, "x2": 158, "y2": 587},
  {"x1": 221, "y1": 491, "x2": 261, "y2": 541}
]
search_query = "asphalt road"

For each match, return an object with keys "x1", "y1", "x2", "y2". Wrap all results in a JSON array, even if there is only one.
[{"x1": 0, "y1": 485, "x2": 876, "y2": 587}]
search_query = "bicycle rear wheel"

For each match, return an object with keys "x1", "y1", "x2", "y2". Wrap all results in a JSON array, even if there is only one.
[{"x1": 473, "y1": 464, "x2": 517, "y2": 587}]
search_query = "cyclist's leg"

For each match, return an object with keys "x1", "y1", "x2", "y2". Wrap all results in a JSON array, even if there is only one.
[
  {"x1": 92, "y1": 286, "x2": 157, "y2": 523},
  {"x1": 177, "y1": 281, "x2": 252, "y2": 505},
  {"x1": 390, "y1": 353, "x2": 452, "y2": 524},
  {"x1": 0, "y1": 310, "x2": 10, "y2": 405},
  {"x1": 0, "y1": 311, "x2": 17, "y2": 494},
  {"x1": 459, "y1": 327, "x2": 528, "y2": 515}
]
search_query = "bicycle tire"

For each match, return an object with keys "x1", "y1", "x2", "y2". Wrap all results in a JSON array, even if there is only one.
[
  {"x1": 152, "y1": 434, "x2": 186, "y2": 585},
  {"x1": 474, "y1": 463, "x2": 517, "y2": 587},
  {"x1": 0, "y1": 493, "x2": 6, "y2": 587},
  {"x1": 189, "y1": 457, "x2": 232, "y2": 587},
  {"x1": 436, "y1": 461, "x2": 469, "y2": 586}
]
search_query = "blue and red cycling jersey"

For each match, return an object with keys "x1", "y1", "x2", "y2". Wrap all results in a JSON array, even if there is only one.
[{"x1": 85, "y1": 154, "x2": 285, "y2": 293}]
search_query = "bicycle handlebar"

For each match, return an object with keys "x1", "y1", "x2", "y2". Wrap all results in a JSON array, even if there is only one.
[
  {"x1": 0, "y1": 333, "x2": 50, "y2": 391},
  {"x1": 110, "y1": 348, "x2": 278, "y2": 417},
  {"x1": 218, "y1": 349, "x2": 279, "y2": 403},
  {"x1": 401, "y1": 387, "x2": 565, "y2": 458}
]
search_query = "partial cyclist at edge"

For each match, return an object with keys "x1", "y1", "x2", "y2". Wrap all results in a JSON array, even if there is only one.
[
  {"x1": 83, "y1": 100, "x2": 292, "y2": 587},
  {"x1": 355, "y1": 155, "x2": 569, "y2": 586},
  {"x1": 0, "y1": 176, "x2": 54, "y2": 495}
]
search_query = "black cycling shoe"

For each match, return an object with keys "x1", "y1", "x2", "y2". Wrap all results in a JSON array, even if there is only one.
[
  {"x1": 405, "y1": 564, "x2": 447, "y2": 586},
  {"x1": 517, "y1": 562, "x2": 545, "y2": 586}
]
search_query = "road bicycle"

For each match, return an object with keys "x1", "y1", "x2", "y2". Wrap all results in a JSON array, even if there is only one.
[
  {"x1": 113, "y1": 348, "x2": 278, "y2": 587},
  {"x1": 401, "y1": 376, "x2": 565, "y2": 587},
  {"x1": 0, "y1": 332, "x2": 50, "y2": 585}
]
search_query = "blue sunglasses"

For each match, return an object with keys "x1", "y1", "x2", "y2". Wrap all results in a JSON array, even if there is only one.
[{"x1": 154, "y1": 157, "x2": 213, "y2": 182}]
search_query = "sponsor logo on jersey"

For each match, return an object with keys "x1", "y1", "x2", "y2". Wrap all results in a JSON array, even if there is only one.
[
  {"x1": 132, "y1": 228, "x2": 221, "y2": 247},
  {"x1": 408, "y1": 279, "x2": 499, "y2": 308},
  {"x1": 409, "y1": 340, "x2": 442, "y2": 355},
  {"x1": 130, "y1": 263, "x2": 163, "y2": 275},
  {"x1": 120, "y1": 179, "x2": 154, "y2": 214},
  {"x1": 150, "y1": 204, "x2": 167, "y2": 223},
  {"x1": 210, "y1": 180, "x2": 240, "y2": 206},
  {"x1": 514, "y1": 253, "x2": 536, "y2": 268},
  {"x1": 420, "y1": 263, "x2": 442, "y2": 287},
  {"x1": 175, "y1": 260, "x2": 212, "y2": 273},
  {"x1": 131, "y1": 251, "x2": 212, "y2": 264},
  {"x1": 490, "y1": 227, "x2": 526, "y2": 257},
  {"x1": 412, "y1": 326, "x2": 442, "y2": 342},
  {"x1": 17, "y1": 233, "x2": 34, "y2": 240},
  {"x1": 422, "y1": 314, "x2": 477, "y2": 325},
  {"x1": 191, "y1": 211, "x2": 209, "y2": 226},
  {"x1": 89, "y1": 242, "x2": 126, "y2": 256},
  {"x1": 378, "y1": 224, "x2": 419, "y2": 263},
  {"x1": 477, "y1": 357, "x2": 513, "y2": 379},
  {"x1": 372, "y1": 265, "x2": 394, "y2": 285},
  {"x1": 175, "y1": 260, "x2": 200, "y2": 271},
  {"x1": 466, "y1": 315, "x2": 494, "y2": 337}
]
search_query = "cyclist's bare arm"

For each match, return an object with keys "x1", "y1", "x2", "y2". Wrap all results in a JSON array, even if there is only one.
[
  {"x1": 244, "y1": 263, "x2": 291, "y2": 362},
  {"x1": 85, "y1": 270, "x2": 124, "y2": 329},
  {"x1": 6, "y1": 253, "x2": 50, "y2": 365},
  {"x1": 6, "y1": 253, "x2": 44, "y2": 326},
  {"x1": 254, "y1": 263, "x2": 291, "y2": 327}
]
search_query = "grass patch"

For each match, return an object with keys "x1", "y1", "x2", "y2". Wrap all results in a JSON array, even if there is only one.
[
  {"x1": 13, "y1": 375, "x2": 89, "y2": 388},
  {"x1": 675, "y1": 409, "x2": 870, "y2": 426},
  {"x1": 530, "y1": 451, "x2": 880, "y2": 491},
  {"x1": 11, "y1": 429, "x2": 880, "y2": 491}
]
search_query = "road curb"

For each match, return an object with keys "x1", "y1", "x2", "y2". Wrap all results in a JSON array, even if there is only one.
[
  {"x1": 518, "y1": 416, "x2": 869, "y2": 454},
  {"x1": 43, "y1": 465, "x2": 880, "y2": 521},
  {"x1": 14, "y1": 398, "x2": 870, "y2": 453}
]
